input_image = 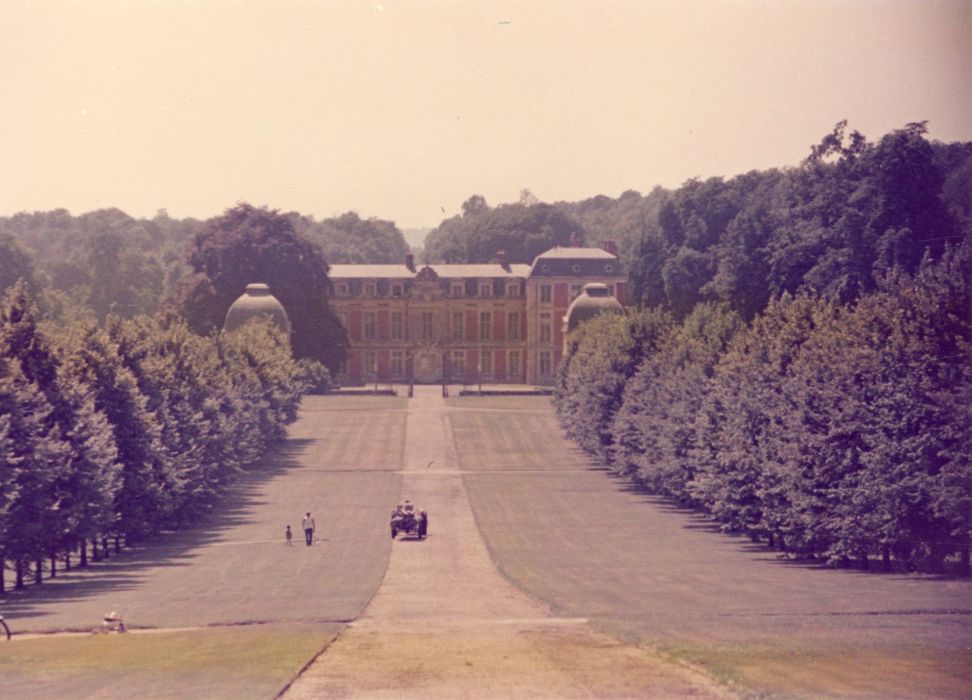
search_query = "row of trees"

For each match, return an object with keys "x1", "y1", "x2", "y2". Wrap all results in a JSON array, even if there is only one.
[
  {"x1": 555, "y1": 250, "x2": 971, "y2": 573},
  {"x1": 0, "y1": 281, "x2": 304, "y2": 591}
]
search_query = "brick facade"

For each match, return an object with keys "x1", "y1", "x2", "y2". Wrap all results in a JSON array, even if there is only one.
[{"x1": 329, "y1": 244, "x2": 624, "y2": 386}]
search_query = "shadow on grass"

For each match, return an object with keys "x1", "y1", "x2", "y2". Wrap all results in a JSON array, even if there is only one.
[
  {"x1": 598, "y1": 464, "x2": 972, "y2": 581},
  {"x1": 0, "y1": 438, "x2": 313, "y2": 616}
]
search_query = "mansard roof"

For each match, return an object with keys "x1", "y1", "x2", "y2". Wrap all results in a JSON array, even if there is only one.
[
  {"x1": 533, "y1": 246, "x2": 616, "y2": 260},
  {"x1": 329, "y1": 263, "x2": 531, "y2": 279},
  {"x1": 529, "y1": 246, "x2": 620, "y2": 277}
]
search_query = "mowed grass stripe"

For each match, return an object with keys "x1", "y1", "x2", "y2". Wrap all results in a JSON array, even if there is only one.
[
  {"x1": 450, "y1": 410, "x2": 593, "y2": 472},
  {"x1": 288, "y1": 403, "x2": 406, "y2": 471},
  {"x1": 457, "y1": 404, "x2": 972, "y2": 699}
]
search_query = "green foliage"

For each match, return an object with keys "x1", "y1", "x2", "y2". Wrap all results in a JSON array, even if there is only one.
[
  {"x1": 424, "y1": 196, "x2": 587, "y2": 264},
  {"x1": 554, "y1": 309, "x2": 673, "y2": 463},
  {"x1": 0, "y1": 281, "x2": 120, "y2": 553},
  {"x1": 613, "y1": 304, "x2": 743, "y2": 502},
  {"x1": 0, "y1": 231, "x2": 39, "y2": 297},
  {"x1": 561, "y1": 245, "x2": 971, "y2": 572},
  {"x1": 627, "y1": 122, "x2": 969, "y2": 321},
  {"x1": 0, "y1": 280, "x2": 306, "y2": 571},
  {"x1": 0, "y1": 356, "x2": 69, "y2": 567},
  {"x1": 296, "y1": 357, "x2": 332, "y2": 394},
  {"x1": 290, "y1": 211, "x2": 411, "y2": 264},
  {"x1": 168, "y1": 203, "x2": 349, "y2": 373}
]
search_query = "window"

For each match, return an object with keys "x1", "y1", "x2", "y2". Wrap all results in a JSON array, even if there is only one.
[
  {"x1": 570, "y1": 284, "x2": 582, "y2": 301},
  {"x1": 507, "y1": 282, "x2": 520, "y2": 298},
  {"x1": 337, "y1": 311, "x2": 348, "y2": 330},
  {"x1": 335, "y1": 283, "x2": 349, "y2": 297},
  {"x1": 539, "y1": 351, "x2": 552, "y2": 377},
  {"x1": 508, "y1": 351, "x2": 520, "y2": 378},
  {"x1": 479, "y1": 283, "x2": 493, "y2": 298},
  {"x1": 422, "y1": 311, "x2": 434, "y2": 341},
  {"x1": 451, "y1": 283, "x2": 464, "y2": 298},
  {"x1": 363, "y1": 312, "x2": 376, "y2": 340},
  {"x1": 391, "y1": 312, "x2": 403, "y2": 340},
  {"x1": 540, "y1": 284, "x2": 552, "y2": 303},
  {"x1": 452, "y1": 311, "x2": 465, "y2": 340},
  {"x1": 364, "y1": 283, "x2": 376, "y2": 298},
  {"x1": 479, "y1": 312, "x2": 492, "y2": 341},
  {"x1": 539, "y1": 312, "x2": 551, "y2": 342},
  {"x1": 451, "y1": 350, "x2": 466, "y2": 377},
  {"x1": 391, "y1": 283, "x2": 404, "y2": 298},
  {"x1": 507, "y1": 312, "x2": 519, "y2": 340},
  {"x1": 571, "y1": 263, "x2": 581, "y2": 274},
  {"x1": 365, "y1": 350, "x2": 376, "y2": 376},
  {"x1": 605, "y1": 264, "x2": 614, "y2": 273},
  {"x1": 480, "y1": 350, "x2": 492, "y2": 377},
  {"x1": 391, "y1": 350, "x2": 404, "y2": 376}
]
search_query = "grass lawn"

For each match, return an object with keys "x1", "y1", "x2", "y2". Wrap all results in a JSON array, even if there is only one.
[
  {"x1": 451, "y1": 400, "x2": 972, "y2": 700},
  {"x1": 661, "y1": 641, "x2": 972, "y2": 699},
  {"x1": 0, "y1": 623, "x2": 342, "y2": 700}
]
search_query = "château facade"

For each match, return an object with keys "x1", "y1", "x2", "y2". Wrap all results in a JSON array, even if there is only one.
[{"x1": 329, "y1": 242, "x2": 625, "y2": 386}]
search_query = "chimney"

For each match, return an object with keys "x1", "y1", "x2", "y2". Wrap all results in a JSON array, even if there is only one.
[
  {"x1": 497, "y1": 250, "x2": 509, "y2": 270},
  {"x1": 405, "y1": 253, "x2": 415, "y2": 272},
  {"x1": 603, "y1": 239, "x2": 617, "y2": 257}
]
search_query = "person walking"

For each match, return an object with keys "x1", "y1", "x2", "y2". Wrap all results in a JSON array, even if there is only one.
[
  {"x1": 285, "y1": 525, "x2": 293, "y2": 546},
  {"x1": 302, "y1": 512, "x2": 316, "y2": 546}
]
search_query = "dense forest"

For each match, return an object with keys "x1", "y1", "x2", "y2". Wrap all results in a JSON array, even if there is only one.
[{"x1": 1, "y1": 120, "x2": 970, "y2": 580}]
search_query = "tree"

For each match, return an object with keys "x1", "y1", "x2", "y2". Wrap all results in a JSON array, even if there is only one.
[
  {"x1": 613, "y1": 304, "x2": 742, "y2": 502},
  {"x1": 555, "y1": 309, "x2": 672, "y2": 463},
  {"x1": 0, "y1": 357, "x2": 68, "y2": 588},
  {"x1": 167, "y1": 203, "x2": 349, "y2": 373},
  {"x1": 0, "y1": 231, "x2": 39, "y2": 297},
  {"x1": 0, "y1": 282, "x2": 119, "y2": 562},
  {"x1": 424, "y1": 197, "x2": 587, "y2": 264},
  {"x1": 290, "y1": 211, "x2": 411, "y2": 264},
  {"x1": 57, "y1": 320, "x2": 170, "y2": 541}
]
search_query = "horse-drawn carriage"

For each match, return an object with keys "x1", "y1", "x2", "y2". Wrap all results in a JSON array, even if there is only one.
[{"x1": 390, "y1": 502, "x2": 427, "y2": 539}]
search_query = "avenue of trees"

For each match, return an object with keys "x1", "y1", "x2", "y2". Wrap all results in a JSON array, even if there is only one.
[
  {"x1": 554, "y1": 123, "x2": 971, "y2": 573},
  {"x1": 1, "y1": 119, "x2": 969, "y2": 582},
  {"x1": 0, "y1": 280, "x2": 304, "y2": 591}
]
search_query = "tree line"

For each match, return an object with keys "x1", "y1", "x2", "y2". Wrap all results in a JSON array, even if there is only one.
[
  {"x1": 552, "y1": 121, "x2": 970, "y2": 574},
  {"x1": 0, "y1": 280, "x2": 304, "y2": 592},
  {"x1": 0, "y1": 206, "x2": 410, "y2": 328},
  {"x1": 555, "y1": 249, "x2": 970, "y2": 573}
]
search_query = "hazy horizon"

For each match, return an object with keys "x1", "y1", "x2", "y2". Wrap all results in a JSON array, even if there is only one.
[{"x1": 1, "y1": 0, "x2": 969, "y2": 229}]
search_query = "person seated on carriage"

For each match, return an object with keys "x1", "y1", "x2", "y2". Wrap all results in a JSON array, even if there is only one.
[{"x1": 403, "y1": 500, "x2": 415, "y2": 514}]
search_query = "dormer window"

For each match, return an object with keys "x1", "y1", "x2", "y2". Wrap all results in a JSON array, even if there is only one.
[
  {"x1": 363, "y1": 283, "x2": 377, "y2": 298},
  {"x1": 391, "y1": 283, "x2": 404, "y2": 298},
  {"x1": 335, "y1": 283, "x2": 349, "y2": 297},
  {"x1": 479, "y1": 283, "x2": 493, "y2": 298},
  {"x1": 605, "y1": 264, "x2": 614, "y2": 273},
  {"x1": 571, "y1": 263, "x2": 581, "y2": 274},
  {"x1": 452, "y1": 283, "x2": 464, "y2": 298}
]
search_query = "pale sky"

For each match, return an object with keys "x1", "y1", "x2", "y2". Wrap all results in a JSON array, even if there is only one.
[{"x1": 1, "y1": 0, "x2": 969, "y2": 229}]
